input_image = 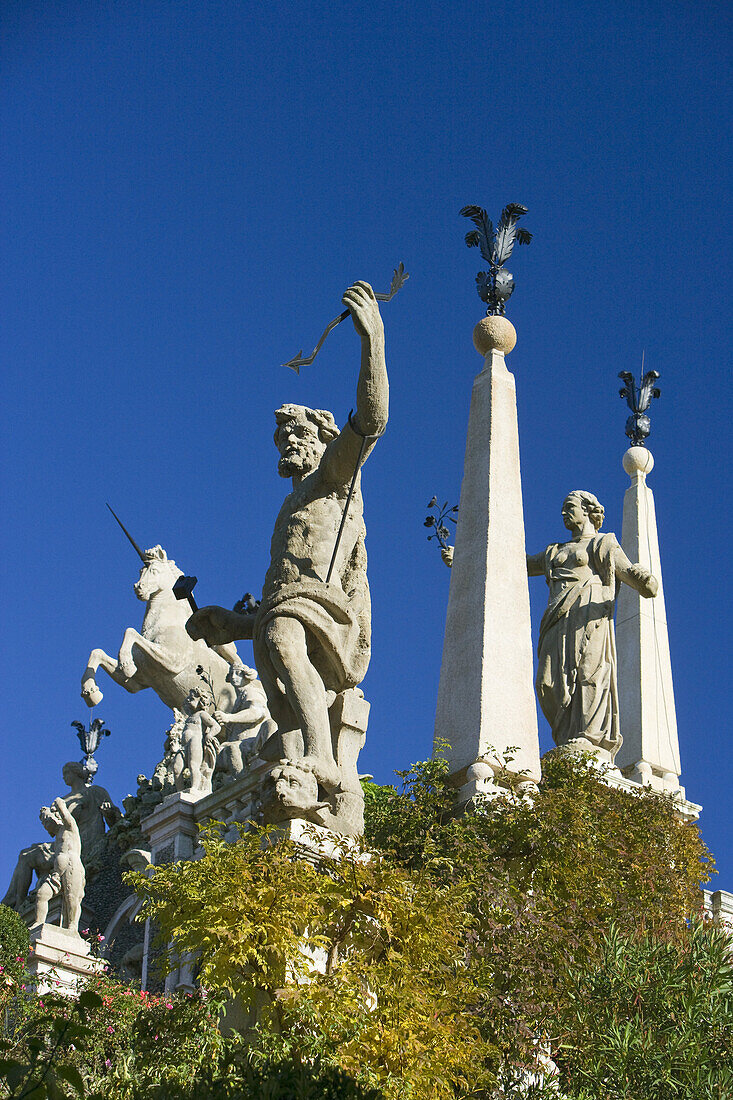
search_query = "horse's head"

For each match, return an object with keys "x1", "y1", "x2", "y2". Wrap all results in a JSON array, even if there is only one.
[{"x1": 134, "y1": 546, "x2": 183, "y2": 602}]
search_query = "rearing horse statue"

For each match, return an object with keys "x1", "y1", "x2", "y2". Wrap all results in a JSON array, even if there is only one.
[{"x1": 81, "y1": 544, "x2": 240, "y2": 713}]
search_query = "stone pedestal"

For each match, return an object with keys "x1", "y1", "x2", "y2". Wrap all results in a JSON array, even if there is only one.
[
  {"x1": 703, "y1": 889, "x2": 733, "y2": 928},
  {"x1": 434, "y1": 317, "x2": 540, "y2": 795},
  {"x1": 615, "y1": 447, "x2": 684, "y2": 795},
  {"x1": 27, "y1": 924, "x2": 105, "y2": 996},
  {"x1": 140, "y1": 750, "x2": 367, "y2": 991},
  {"x1": 603, "y1": 769, "x2": 701, "y2": 823}
]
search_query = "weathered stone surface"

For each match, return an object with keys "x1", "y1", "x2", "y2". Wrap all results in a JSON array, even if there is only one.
[
  {"x1": 80, "y1": 544, "x2": 246, "y2": 715},
  {"x1": 472, "y1": 314, "x2": 517, "y2": 356},
  {"x1": 34, "y1": 799, "x2": 85, "y2": 933},
  {"x1": 186, "y1": 282, "x2": 387, "y2": 834},
  {"x1": 27, "y1": 923, "x2": 104, "y2": 996},
  {"x1": 614, "y1": 447, "x2": 682, "y2": 792},
  {"x1": 528, "y1": 490, "x2": 658, "y2": 764},
  {"x1": 434, "y1": 332, "x2": 540, "y2": 793},
  {"x1": 3, "y1": 762, "x2": 119, "y2": 913},
  {"x1": 213, "y1": 664, "x2": 275, "y2": 788}
]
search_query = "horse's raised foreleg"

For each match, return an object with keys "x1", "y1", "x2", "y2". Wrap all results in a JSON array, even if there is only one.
[
  {"x1": 118, "y1": 629, "x2": 189, "y2": 681},
  {"x1": 82, "y1": 647, "x2": 141, "y2": 706}
]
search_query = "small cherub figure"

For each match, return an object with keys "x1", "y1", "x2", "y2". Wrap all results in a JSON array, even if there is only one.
[
  {"x1": 176, "y1": 685, "x2": 221, "y2": 795},
  {"x1": 34, "y1": 798, "x2": 85, "y2": 933},
  {"x1": 213, "y1": 664, "x2": 275, "y2": 785},
  {"x1": 3, "y1": 763, "x2": 119, "y2": 912}
]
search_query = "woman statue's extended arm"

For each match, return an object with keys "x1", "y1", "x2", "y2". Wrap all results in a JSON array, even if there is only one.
[
  {"x1": 612, "y1": 543, "x2": 658, "y2": 598},
  {"x1": 526, "y1": 551, "x2": 546, "y2": 577}
]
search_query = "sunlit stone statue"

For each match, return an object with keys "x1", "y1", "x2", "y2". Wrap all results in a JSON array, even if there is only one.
[
  {"x1": 527, "y1": 490, "x2": 658, "y2": 762},
  {"x1": 213, "y1": 663, "x2": 275, "y2": 786},
  {"x1": 33, "y1": 799, "x2": 86, "y2": 933},
  {"x1": 187, "y1": 282, "x2": 387, "y2": 813},
  {"x1": 3, "y1": 763, "x2": 119, "y2": 911},
  {"x1": 80, "y1": 544, "x2": 242, "y2": 714},
  {"x1": 174, "y1": 685, "x2": 222, "y2": 796}
]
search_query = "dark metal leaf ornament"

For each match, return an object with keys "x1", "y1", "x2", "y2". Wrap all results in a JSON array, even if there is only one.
[
  {"x1": 460, "y1": 202, "x2": 531, "y2": 316},
  {"x1": 618, "y1": 365, "x2": 661, "y2": 446}
]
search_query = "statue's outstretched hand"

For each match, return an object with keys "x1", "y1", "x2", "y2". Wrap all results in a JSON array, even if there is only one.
[
  {"x1": 186, "y1": 605, "x2": 255, "y2": 645},
  {"x1": 343, "y1": 281, "x2": 384, "y2": 344}
]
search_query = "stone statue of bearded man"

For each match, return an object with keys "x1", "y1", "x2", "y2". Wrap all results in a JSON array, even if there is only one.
[{"x1": 187, "y1": 281, "x2": 387, "y2": 792}]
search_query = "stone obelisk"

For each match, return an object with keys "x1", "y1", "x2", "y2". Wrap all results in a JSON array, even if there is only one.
[
  {"x1": 431, "y1": 319, "x2": 539, "y2": 800},
  {"x1": 433, "y1": 317, "x2": 540, "y2": 796},
  {"x1": 434, "y1": 205, "x2": 541, "y2": 798},
  {"x1": 614, "y1": 445, "x2": 682, "y2": 792}
]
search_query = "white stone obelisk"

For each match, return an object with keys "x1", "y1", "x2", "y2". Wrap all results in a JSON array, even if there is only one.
[
  {"x1": 434, "y1": 315, "x2": 541, "y2": 798},
  {"x1": 614, "y1": 446, "x2": 682, "y2": 792}
]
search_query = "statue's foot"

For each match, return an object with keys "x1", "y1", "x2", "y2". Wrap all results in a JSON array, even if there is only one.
[
  {"x1": 81, "y1": 684, "x2": 103, "y2": 707},
  {"x1": 302, "y1": 755, "x2": 341, "y2": 792}
]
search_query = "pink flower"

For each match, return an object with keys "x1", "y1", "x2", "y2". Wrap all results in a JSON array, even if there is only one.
[
  {"x1": 107, "y1": 1026, "x2": 114, "y2": 1034},
  {"x1": 105, "y1": 1059, "x2": 111, "y2": 1068}
]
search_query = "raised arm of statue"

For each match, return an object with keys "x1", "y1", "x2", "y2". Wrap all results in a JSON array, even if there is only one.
[
  {"x1": 611, "y1": 542, "x2": 658, "y2": 598},
  {"x1": 526, "y1": 551, "x2": 546, "y2": 577},
  {"x1": 321, "y1": 281, "x2": 388, "y2": 486},
  {"x1": 53, "y1": 797, "x2": 76, "y2": 829}
]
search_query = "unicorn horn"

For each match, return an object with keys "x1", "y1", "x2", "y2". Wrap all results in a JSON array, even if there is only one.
[{"x1": 106, "y1": 503, "x2": 146, "y2": 562}]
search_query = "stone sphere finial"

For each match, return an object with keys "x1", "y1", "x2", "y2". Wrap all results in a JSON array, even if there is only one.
[
  {"x1": 623, "y1": 446, "x2": 655, "y2": 478},
  {"x1": 473, "y1": 315, "x2": 517, "y2": 357}
]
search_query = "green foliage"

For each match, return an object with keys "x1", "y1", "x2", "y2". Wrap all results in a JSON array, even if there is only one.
[
  {"x1": 0, "y1": 989, "x2": 102, "y2": 1099},
  {"x1": 556, "y1": 920, "x2": 733, "y2": 1099},
  {"x1": 130, "y1": 1047, "x2": 384, "y2": 1099},
  {"x1": 129, "y1": 822, "x2": 501, "y2": 1099},
  {"x1": 1, "y1": 753, "x2": 720, "y2": 1099},
  {"x1": 0, "y1": 975, "x2": 222, "y2": 1100},
  {"x1": 0, "y1": 906, "x2": 30, "y2": 988},
  {"x1": 363, "y1": 752, "x2": 718, "y2": 1093}
]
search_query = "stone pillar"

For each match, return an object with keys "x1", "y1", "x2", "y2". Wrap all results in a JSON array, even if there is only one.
[
  {"x1": 141, "y1": 792, "x2": 200, "y2": 994},
  {"x1": 703, "y1": 889, "x2": 733, "y2": 929},
  {"x1": 434, "y1": 315, "x2": 540, "y2": 798},
  {"x1": 615, "y1": 447, "x2": 683, "y2": 794},
  {"x1": 27, "y1": 924, "x2": 104, "y2": 996}
]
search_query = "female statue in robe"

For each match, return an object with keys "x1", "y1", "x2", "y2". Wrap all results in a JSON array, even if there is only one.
[{"x1": 527, "y1": 490, "x2": 658, "y2": 762}]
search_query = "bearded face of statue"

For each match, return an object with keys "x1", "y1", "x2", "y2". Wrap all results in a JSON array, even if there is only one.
[
  {"x1": 275, "y1": 416, "x2": 326, "y2": 479},
  {"x1": 263, "y1": 763, "x2": 319, "y2": 814}
]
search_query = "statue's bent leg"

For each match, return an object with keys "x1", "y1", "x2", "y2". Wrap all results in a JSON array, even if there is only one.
[
  {"x1": 2, "y1": 844, "x2": 47, "y2": 909},
  {"x1": 34, "y1": 877, "x2": 55, "y2": 927},
  {"x1": 263, "y1": 616, "x2": 339, "y2": 789}
]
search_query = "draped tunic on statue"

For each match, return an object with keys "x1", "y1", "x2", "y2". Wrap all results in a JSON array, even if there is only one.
[{"x1": 528, "y1": 532, "x2": 655, "y2": 755}]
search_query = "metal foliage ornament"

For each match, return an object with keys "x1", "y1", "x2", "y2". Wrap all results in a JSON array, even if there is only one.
[
  {"x1": 283, "y1": 263, "x2": 409, "y2": 373},
  {"x1": 424, "y1": 496, "x2": 458, "y2": 553},
  {"x1": 619, "y1": 362, "x2": 660, "y2": 446},
  {"x1": 460, "y1": 203, "x2": 532, "y2": 315},
  {"x1": 71, "y1": 717, "x2": 111, "y2": 785}
]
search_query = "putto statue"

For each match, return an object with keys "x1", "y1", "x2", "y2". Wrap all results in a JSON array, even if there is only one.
[
  {"x1": 3, "y1": 761, "x2": 120, "y2": 912},
  {"x1": 527, "y1": 491, "x2": 658, "y2": 763},
  {"x1": 33, "y1": 799, "x2": 85, "y2": 933},
  {"x1": 80, "y1": 542, "x2": 241, "y2": 714},
  {"x1": 175, "y1": 685, "x2": 222, "y2": 796},
  {"x1": 213, "y1": 663, "x2": 275, "y2": 787},
  {"x1": 187, "y1": 281, "x2": 387, "y2": 829}
]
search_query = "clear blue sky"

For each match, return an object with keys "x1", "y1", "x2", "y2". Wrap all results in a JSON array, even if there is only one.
[{"x1": 2, "y1": 1, "x2": 731, "y2": 891}]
